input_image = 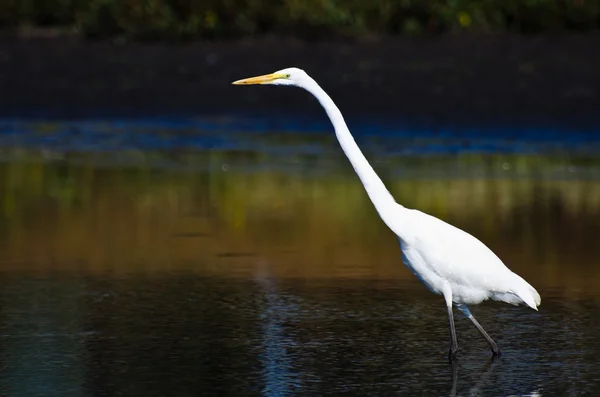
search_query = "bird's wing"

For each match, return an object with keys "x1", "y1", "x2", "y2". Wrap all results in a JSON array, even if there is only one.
[{"x1": 402, "y1": 209, "x2": 515, "y2": 291}]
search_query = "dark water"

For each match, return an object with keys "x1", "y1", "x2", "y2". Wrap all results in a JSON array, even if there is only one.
[
  {"x1": 1, "y1": 276, "x2": 599, "y2": 396},
  {"x1": 0, "y1": 117, "x2": 599, "y2": 396}
]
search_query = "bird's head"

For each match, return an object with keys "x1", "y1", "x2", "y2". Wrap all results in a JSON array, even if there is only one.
[{"x1": 232, "y1": 67, "x2": 310, "y2": 87}]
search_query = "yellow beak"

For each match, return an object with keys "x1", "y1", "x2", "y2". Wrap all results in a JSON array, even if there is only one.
[{"x1": 232, "y1": 73, "x2": 286, "y2": 85}]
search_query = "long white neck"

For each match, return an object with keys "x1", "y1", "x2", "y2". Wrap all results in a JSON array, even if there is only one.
[{"x1": 301, "y1": 78, "x2": 402, "y2": 219}]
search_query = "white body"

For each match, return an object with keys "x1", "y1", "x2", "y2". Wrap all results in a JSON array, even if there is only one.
[
  {"x1": 233, "y1": 67, "x2": 541, "y2": 316},
  {"x1": 394, "y1": 207, "x2": 539, "y2": 310}
]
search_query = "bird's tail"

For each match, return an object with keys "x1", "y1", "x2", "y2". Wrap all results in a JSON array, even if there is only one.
[{"x1": 512, "y1": 274, "x2": 541, "y2": 310}]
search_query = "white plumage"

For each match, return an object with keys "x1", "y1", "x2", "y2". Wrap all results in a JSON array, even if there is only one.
[
  {"x1": 233, "y1": 67, "x2": 541, "y2": 360},
  {"x1": 398, "y1": 209, "x2": 540, "y2": 309}
]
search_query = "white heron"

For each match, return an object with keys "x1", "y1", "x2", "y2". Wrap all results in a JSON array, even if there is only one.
[{"x1": 232, "y1": 67, "x2": 541, "y2": 361}]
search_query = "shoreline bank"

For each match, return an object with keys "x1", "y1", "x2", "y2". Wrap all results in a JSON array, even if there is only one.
[{"x1": 1, "y1": 33, "x2": 600, "y2": 130}]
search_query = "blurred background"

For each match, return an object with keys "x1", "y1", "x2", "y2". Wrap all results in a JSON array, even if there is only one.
[{"x1": 0, "y1": 1, "x2": 599, "y2": 396}]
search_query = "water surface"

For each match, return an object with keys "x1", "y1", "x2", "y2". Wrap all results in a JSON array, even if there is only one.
[{"x1": 0, "y1": 117, "x2": 599, "y2": 396}]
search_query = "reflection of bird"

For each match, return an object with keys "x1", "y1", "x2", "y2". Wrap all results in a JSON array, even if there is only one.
[{"x1": 233, "y1": 68, "x2": 541, "y2": 361}]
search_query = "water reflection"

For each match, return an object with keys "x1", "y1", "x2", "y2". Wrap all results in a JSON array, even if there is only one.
[
  {"x1": 0, "y1": 120, "x2": 598, "y2": 395},
  {"x1": 0, "y1": 147, "x2": 598, "y2": 296},
  {"x1": 0, "y1": 275, "x2": 598, "y2": 395}
]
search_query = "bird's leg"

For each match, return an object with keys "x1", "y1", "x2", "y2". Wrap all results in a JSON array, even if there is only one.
[
  {"x1": 447, "y1": 304, "x2": 459, "y2": 361},
  {"x1": 456, "y1": 304, "x2": 501, "y2": 357},
  {"x1": 467, "y1": 314, "x2": 501, "y2": 357},
  {"x1": 443, "y1": 285, "x2": 459, "y2": 361}
]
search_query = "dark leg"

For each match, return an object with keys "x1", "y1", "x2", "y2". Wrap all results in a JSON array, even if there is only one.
[
  {"x1": 467, "y1": 314, "x2": 501, "y2": 357},
  {"x1": 456, "y1": 303, "x2": 501, "y2": 357},
  {"x1": 447, "y1": 304, "x2": 459, "y2": 362}
]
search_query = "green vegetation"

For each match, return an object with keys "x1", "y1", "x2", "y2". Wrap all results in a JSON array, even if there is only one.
[{"x1": 1, "y1": 0, "x2": 598, "y2": 40}]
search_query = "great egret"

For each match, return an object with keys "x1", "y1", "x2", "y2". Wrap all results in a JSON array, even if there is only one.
[{"x1": 232, "y1": 67, "x2": 541, "y2": 361}]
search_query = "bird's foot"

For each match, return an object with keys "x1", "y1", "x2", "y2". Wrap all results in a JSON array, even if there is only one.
[
  {"x1": 491, "y1": 347, "x2": 502, "y2": 359},
  {"x1": 448, "y1": 346, "x2": 459, "y2": 362},
  {"x1": 489, "y1": 341, "x2": 502, "y2": 359}
]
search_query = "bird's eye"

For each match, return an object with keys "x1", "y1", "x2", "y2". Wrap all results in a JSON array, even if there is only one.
[{"x1": 285, "y1": 74, "x2": 291, "y2": 78}]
